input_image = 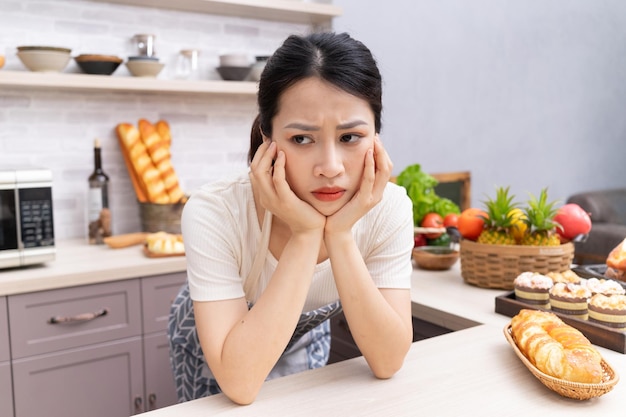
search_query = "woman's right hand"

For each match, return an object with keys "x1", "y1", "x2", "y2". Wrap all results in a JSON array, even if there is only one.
[{"x1": 249, "y1": 140, "x2": 326, "y2": 234}]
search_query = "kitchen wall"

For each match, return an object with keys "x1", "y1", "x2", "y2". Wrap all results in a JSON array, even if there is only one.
[
  {"x1": 334, "y1": 0, "x2": 626, "y2": 207},
  {"x1": 0, "y1": 0, "x2": 310, "y2": 239}
]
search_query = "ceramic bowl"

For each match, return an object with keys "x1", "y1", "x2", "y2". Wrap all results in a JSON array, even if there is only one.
[
  {"x1": 16, "y1": 48, "x2": 72, "y2": 72},
  {"x1": 75, "y1": 54, "x2": 123, "y2": 75},
  {"x1": 219, "y1": 53, "x2": 249, "y2": 67},
  {"x1": 127, "y1": 56, "x2": 160, "y2": 62},
  {"x1": 126, "y1": 60, "x2": 165, "y2": 77},
  {"x1": 412, "y1": 246, "x2": 459, "y2": 271},
  {"x1": 216, "y1": 65, "x2": 251, "y2": 81}
]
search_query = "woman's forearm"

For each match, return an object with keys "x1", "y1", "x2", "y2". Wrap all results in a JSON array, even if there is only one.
[
  {"x1": 325, "y1": 232, "x2": 413, "y2": 378},
  {"x1": 198, "y1": 229, "x2": 323, "y2": 404}
]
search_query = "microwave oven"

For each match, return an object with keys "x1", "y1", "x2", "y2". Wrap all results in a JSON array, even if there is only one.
[{"x1": 0, "y1": 168, "x2": 55, "y2": 269}]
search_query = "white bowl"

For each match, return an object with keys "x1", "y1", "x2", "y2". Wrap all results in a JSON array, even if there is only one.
[
  {"x1": 219, "y1": 53, "x2": 249, "y2": 67},
  {"x1": 17, "y1": 50, "x2": 71, "y2": 72},
  {"x1": 126, "y1": 60, "x2": 165, "y2": 77}
]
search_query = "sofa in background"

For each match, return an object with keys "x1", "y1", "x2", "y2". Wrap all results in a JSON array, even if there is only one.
[{"x1": 566, "y1": 188, "x2": 626, "y2": 265}]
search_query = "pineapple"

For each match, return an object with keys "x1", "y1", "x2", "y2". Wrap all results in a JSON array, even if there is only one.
[
  {"x1": 477, "y1": 186, "x2": 518, "y2": 245},
  {"x1": 520, "y1": 188, "x2": 561, "y2": 246},
  {"x1": 509, "y1": 208, "x2": 527, "y2": 243}
]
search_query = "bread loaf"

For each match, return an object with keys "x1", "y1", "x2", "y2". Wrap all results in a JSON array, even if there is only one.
[
  {"x1": 115, "y1": 123, "x2": 169, "y2": 203},
  {"x1": 138, "y1": 119, "x2": 185, "y2": 203},
  {"x1": 607, "y1": 238, "x2": 626, "y2": 271},
  {"x1": 510, "y1": 309, "x2": 603, "y2": 383}
]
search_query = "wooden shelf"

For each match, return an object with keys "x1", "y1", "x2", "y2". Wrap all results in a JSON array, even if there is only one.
[
  {"x1": 87, "y1": 0, "x2": 342, "y2": 25},
  {"x1": 0, "y1": 70, "x2": 258, "y2": 95}
]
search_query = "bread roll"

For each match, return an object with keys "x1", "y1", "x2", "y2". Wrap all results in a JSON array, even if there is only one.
[{"x1": 510, "y1": 309, "x2": 603, "y2": 383}]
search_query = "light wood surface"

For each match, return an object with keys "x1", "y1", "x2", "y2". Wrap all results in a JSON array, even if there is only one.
[{"x1": 141, "y1": 324, "x2": 625, "y2": 416}]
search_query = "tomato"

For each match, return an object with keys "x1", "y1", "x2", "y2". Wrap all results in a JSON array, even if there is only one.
[
  {"x1": 414, "y1": 233, "x2": 427, "y2": 248},
  {"x1": 443, "y1": 213, "x2": 459, "y2": 228},
  {"x1": 421, "y1": 213, "x2": 444, "y2": 239},
  {"x1": 554, "y1": 203, "x2": 592, "y2": 241},
  {"x1": 457, "y1": 208, "x2": 487, "y2": 241}
]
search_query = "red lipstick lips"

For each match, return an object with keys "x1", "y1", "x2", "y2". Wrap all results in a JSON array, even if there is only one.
[{"x1": 312, "y1": 187, "x2": 345, "y2": 202}]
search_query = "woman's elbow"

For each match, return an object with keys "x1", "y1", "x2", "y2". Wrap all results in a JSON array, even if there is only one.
[{"x1": 223, "y1": 385, "x2": 260, "y2": 406}]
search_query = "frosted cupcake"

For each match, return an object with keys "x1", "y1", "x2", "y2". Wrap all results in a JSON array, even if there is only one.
[
  {"x1": 588, "y1": 294, "x2": 626, "y2": 330},
  {"x1": 514, "y1": 272, "x2": 553, "y2": 309},
  {"x1": 549, "y1": 282, "x2": 592, "y2": 319},
  {"x1": 584, "y1": 278, "x2": 626, "y2": 296}
]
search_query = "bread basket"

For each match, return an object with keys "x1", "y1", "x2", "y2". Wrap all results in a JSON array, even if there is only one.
[
  {"x1": 460, "y1": 240, "x2": 575, "y2": 290},
  {"x1": 503, "y1": 324, "x2": 619, "y2": 400}
]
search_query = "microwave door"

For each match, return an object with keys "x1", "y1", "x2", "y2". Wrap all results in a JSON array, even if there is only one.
[{"x1": 0, "y1": 188, "x2": 18, "y2": 250}]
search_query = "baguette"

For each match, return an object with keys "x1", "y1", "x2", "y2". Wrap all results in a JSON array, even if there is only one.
[
  {"x1": 138, "y1": 119, "x2": 185, "y2": 203},
  {"x1": 116, "y1": 123, "x2": 169, "y2": 203},
  {"x1": 510, "y1": 309, "x2": 603, "y2": 383}
]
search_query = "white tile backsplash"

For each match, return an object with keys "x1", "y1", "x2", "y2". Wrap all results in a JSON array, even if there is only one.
[{"x1": 0, "y1": 0, "x2": 311, "y2": 240}]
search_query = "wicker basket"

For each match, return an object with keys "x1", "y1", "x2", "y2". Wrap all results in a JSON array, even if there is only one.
[
  {"x1": 503, "y1": 325, "x2": 619, "y2": 400},
  {"x1": 460, "y1": 240, "x2": 575, "y2": 290}
]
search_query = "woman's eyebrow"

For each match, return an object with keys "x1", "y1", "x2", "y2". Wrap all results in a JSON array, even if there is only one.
[{"x1": 284, "y1": 120, "x2": 368, "y2": 131}]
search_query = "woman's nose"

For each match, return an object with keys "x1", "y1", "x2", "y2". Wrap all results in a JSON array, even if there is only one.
[{"x1": 313, "y1": 143, "x2": 344, "y2": 178}]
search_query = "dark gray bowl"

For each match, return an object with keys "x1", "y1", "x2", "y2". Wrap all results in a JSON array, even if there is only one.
[{"x1": 216, "y1": 65, "x2": 251, "y2": 81}]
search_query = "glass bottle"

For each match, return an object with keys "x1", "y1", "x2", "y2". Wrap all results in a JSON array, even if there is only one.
[{"x1": 87, "y1": 138, "x2": 112, "y2": 244}]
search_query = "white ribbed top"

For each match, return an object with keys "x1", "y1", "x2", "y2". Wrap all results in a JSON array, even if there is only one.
[{"x1": 182, "y1": 172, "x2": 414, "y2": 311}]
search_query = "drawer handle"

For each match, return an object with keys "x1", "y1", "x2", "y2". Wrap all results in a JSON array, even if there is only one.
[{"x1": 48, "y1": 308, "x2": 108, "y2": 324}]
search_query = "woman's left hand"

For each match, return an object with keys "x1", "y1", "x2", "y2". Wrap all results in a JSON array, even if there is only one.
[{"x1": 325, "y1": 136, "x2": 392, "y2": 236}]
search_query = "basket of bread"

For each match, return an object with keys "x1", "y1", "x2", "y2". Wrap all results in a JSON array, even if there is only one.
[
  {"x1": 458, "y1": 187, "x2": 588, "y2": 290},
  {"x1": 116, "y1": 119, "x2": 186, "y2": 234},
  {"x1": 504, "y1": 309, "x2": 619, "y2": 400}
]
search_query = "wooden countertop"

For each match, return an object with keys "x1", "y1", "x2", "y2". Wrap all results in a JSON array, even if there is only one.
[{"x1": 2, "y1": 243, "x2": 624, "y2": 415}]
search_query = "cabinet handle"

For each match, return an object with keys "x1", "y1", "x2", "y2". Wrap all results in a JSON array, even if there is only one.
[
  {"x1": 134, "y1": 396, "x2": 143, "y2": 414},
  {"x1": 48, "y1": 308, "x2": 108, "y2": 324},
  {"x1": 148, "y1": 393, "x2": 157, "y2": 410}
]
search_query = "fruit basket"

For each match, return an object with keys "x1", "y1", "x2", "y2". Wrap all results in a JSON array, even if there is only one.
[{"x1": 460, "y1": 240, "x2": 575, "y2": 290}]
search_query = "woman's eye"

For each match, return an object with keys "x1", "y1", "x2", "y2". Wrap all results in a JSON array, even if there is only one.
[
  {"x1": 292, "y1": 135, "x2": 313, "y2": 145},
  {"x1": 340, "y1": 134, "x2": 361, "y2": 143}
]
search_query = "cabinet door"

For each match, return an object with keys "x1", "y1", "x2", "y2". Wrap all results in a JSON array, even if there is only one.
[
  {"x1": 0, "y1": 362, "x2": 14, "y2": 417},
  {"x1": 0, "y1": 296, "x2": 9, "y2": 361},
  {"x1": 12, "y1": 337, "x2": 144, "y2": 417},
  {"x1": 143, "y1": 332, "x2": 178, "y2": 411},
  {"x1": 141, "y1": 272, "x2": 186, "y2": 334},
  {"x1": 9, "y1": 279, "x2": 141, "y2": 359}
]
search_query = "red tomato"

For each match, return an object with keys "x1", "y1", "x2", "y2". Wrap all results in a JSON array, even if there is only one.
[
  {"x1": 443, "y1": 213, "x2": 459, "y2": 228},
  {"x1": 457, "y1": 208, "x2": 487, "y2": 241},
  {"x1": 414, "y1": 233, "x2": 427, "y2": 248},
  {"x1": 421, "y1": 213, "x2": 444, "y2": 239},
  {"x1": 554, "y1": 203, "x2": 592, "y2": 240}
]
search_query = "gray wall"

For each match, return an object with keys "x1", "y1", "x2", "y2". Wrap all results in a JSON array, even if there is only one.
[{"x1": 334, "y1": 0, "x2": 626, "y2": 207}]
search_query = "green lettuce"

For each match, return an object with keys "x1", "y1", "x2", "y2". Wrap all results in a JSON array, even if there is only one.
[{"x1": 396, "y1": 164, "x2": 460, "y2": 226}]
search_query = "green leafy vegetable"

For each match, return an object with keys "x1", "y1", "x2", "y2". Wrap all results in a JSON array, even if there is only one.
[{"x1": 396, "y1": 164, "x2": 460, "y2": 226}]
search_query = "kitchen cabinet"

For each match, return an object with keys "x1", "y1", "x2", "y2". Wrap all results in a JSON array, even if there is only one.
[
  {"x1": 0, "y1": 0, "x2": 341, "y2": 96},
  {"x1": 0, "y1": 297, "x2": 14, "y2": 417},
  {"x1": 5, "y1": 273, "x2": 186, "y2": 416}
]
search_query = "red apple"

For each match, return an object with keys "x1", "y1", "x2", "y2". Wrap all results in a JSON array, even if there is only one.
[{"x1": 554, "y1": 203, "x2": 592, "y2": 240}]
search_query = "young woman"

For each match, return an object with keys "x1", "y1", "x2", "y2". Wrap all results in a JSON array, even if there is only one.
[{"x1": 170, "y1": 32, "x2": 414, "y2": 405}]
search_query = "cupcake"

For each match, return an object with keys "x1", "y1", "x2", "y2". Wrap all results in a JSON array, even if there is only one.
[
  {"x1": 584, "y1": 278, "x2": 626, "y2": 296},
  {"x1": 588, "y1": 294, "x2": 626, "y2": 330},
  {"x1": 514, "y1": 272, "x2": 553, "y2": 309},
  {"x1": 549, "y1": 282, "x2": 591, "y2": 319}
]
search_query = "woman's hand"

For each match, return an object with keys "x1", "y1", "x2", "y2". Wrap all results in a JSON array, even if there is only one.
[
  {"x1": 325, "y1": 136, "x2": 392, "y2": 236},
  {"x1": 249, "y1": 140, "x2": 326, "y2": 234}
]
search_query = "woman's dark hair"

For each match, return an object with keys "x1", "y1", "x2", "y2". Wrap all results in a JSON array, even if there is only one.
[{"x1": 247, "y1": 32, "x2": 383, "y2": 163}]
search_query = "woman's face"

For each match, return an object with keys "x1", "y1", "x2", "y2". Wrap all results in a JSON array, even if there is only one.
[{"x1": 268, "y1": 77, "x2": 377, "y2": 216}]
